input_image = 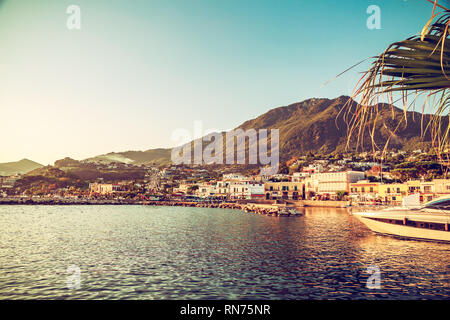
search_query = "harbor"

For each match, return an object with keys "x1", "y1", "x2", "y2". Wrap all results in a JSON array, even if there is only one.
[
  {"x1": 0, "y1": 204, "x2": 448, "y2": 300},
  {"x1": 2, "y1": 194, "x2": 450, "y2": 241}
]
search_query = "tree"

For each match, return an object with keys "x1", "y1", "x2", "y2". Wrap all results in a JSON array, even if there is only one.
[
  {"x1": 187, "y1": 185, "x2": 199, "y2": 195},
  {"x1": 343, "y1": 1, "x2": 450, "y2": 167},
  {"x1": 336, "y1": 190, "x2": 348, "y2": 201},
  {"x1": 278, "y1": 163, "x2": 289, "y2": 174},
  {"x1": 289, "y1": 164, "x2": 300, "y2": 175},
  {"x1": 306, "y1": 151, "x2": 315, "y2": 160}
]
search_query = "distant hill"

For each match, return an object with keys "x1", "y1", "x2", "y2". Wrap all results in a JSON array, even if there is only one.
[
  {"x1": 26, "y1": 165, "x2": 68, "y2": 178},
  {"x1": 82, "y1": 96, "x2": 443, "y2": 166},
  {"x1": 29, "y1": 158, "x2": 147, "y2": 183},
  {"x1": 84, "y1": 148, "x2": 172, "y2": 166},
  {"x1": 0, "y1": 159, "x2": 43, "y2": 176}
]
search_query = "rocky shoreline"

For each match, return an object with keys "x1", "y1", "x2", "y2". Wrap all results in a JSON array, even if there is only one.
[
  {"x1": 0, "y1": 197, "x2": 302, "y2": 216},
  {"x1": 144, "y1": 201, "x2": 302, "y2": 216},
  {"x1": 0, "y1": 197, "x2": 137, "y2": 205}
]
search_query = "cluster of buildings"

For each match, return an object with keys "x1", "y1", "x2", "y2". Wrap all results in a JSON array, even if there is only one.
[
  {"x1": 0, "y1": 175, "x2": 21, "y2": 196},
  {"x1": 174, "y1": 174, "x2": 265, "y2": 200},
  {"x1": 349, "y1": 179, "x2": 450, "y2": 204},
  {"x1": 0, "y1": 175, "x2": 20, "y2": 189},
  {"x1": 170, "y1": 170, "x2": 450, "y2": 205},
  {"x1": 4, "y1": 148, "x2": 448, "y2": 206},
  {"x1": 170, "y1": 171, "x2": 355, "y2": 201},
  {"x1": 89, "y1": 183, "x2": 123, "y2": 194},
  {"x1": 84, "y1": 162, "x2": 450, "y2": 205}
]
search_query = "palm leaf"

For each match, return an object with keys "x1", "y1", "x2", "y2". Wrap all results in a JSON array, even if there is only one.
[{"x1": 344, "y1": 8, "x2": 450, "y2": 165}]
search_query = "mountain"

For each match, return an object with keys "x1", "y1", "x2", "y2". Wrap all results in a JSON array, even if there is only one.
[
  {"x1": 86, "y1": 96, "x2": 440, "y2": 166},
  {"x1": 237, "y1": 95, "x2": 438, "y2": 160},
  {"x1": 0, "y1": 159, "x2": 44, "y2": 176}
]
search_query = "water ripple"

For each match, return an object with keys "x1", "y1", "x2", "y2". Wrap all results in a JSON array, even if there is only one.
[{"x1": 0, "y1": 205, "x2": 448, "y2": 299}]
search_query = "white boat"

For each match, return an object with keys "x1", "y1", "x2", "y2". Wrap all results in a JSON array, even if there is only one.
[
  {"x1": 288, "y1": 208, "x2": 303, "y2": 216},
  {"x1": 352, "y1": 196, "x2": 450, "y2": 243},
  {"x1": 277, "y1": 208, "x2": 290, "y2": 216},
  {"x1": 277, "y1": 207, "x2": 302, "y2": 217}
]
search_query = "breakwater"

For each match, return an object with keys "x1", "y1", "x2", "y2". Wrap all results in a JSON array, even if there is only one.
[
  {"x1": 143, "y1": 201, "x2": 302, "y2": 216},
  {"x1": 0, "y1": 197, "x2": 135, "y2": 205},
  {"x1": 291, "y1": 200, "x2": 350, "y2": 208},
  {"x1": 0, "y1": 197, "x2": 302, "y2": 216}
]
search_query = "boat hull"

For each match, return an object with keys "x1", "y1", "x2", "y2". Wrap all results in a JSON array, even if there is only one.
[{"x1": 355, "y1": 215, "x2": 450, "y2": 243}]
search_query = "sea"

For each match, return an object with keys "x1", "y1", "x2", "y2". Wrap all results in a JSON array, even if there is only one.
[{"x1": 0, "y1": 205, "x2": 448, "y2": 299}]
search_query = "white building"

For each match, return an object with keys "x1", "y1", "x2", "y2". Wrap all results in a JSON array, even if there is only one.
[
  {"x1": 292, "y1": 172, "x2": 310, "y2": 182},
  {"x1": 305, "y1": 171, "x2": 365, "y2": 196},
  {"x1": 89, "y1": 183, "x2": 122, "y2": 194},
  {"x1": 247, "y1": 183, "x2": 265, "y2": 199},
  {"x1": 223, "y1": 173, "x2": 247, "y2": 181},
  {"x1": 228, "y1": 181, "x2": 264, "y2": 199},
  {"x1": 270, "y1": 174, "x2": 291, "y2": 181},
  {"x1": 173, "y1": 183, "x2": 195, "y2": 194},
  {"x1": 214, "y1": 180, "x2": 230, "y2": 198},
  {"x1": 228, "y1": 182, "x2": 249, "y2": 199},
  {"x1": 195, "y1": 183, "x2": 215, "y2": 198},
  {"x1": 211, "y1": 180, "x2": 264, "y2": 200}
]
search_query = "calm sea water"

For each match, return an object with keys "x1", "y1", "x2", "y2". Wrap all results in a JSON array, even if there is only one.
[{"x1": 0, "y1": 205, "x2": 448, "y2": 300}]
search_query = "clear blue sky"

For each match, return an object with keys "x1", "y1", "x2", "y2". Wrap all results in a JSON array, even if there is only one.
[{"x1": 0, "y1": 0, "x2": 439, "y2": 164}]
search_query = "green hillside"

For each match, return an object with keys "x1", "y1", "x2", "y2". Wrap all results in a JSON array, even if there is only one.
[{"x1": 0, "y1": 159, "x2": 44, "y2": 176}]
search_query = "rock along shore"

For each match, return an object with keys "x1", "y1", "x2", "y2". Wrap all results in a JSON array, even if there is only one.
[{"x1": 0, "y1": 197, "x2": 302, "y2": 217}]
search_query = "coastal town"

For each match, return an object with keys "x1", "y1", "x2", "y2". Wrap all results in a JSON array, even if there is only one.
[
  {"x1": 1, "y1": 148, "x2": 449, "y2": 207},
  {"x1": 1, "y1": 0, "x2": 450, "y2": 303}
]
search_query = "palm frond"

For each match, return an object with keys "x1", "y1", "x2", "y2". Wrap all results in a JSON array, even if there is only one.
[{"x1": 345, "y1": 8, "x2": 450, "y2": 165}]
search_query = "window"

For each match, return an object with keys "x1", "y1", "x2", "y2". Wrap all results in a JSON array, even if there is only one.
[
  {"x1": 424, "y1": 186, "x2": 431, "y2": 192},
  {"x1": 361, "y1": 187, "x2": 365, "y2": 193},
  {"x1": 387, "y1": 188, "x2": 390, "y2": 194},
  {"x1": 396, "y1": 188, "x2": 400, "y2": 193},
  {"x1": 369, "y1": 187, "x2": 374, "y2": 193}
]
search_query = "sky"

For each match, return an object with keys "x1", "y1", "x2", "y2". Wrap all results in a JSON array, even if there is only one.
[{"x1": 0, "y1": 0, "x2": 441, "y2": 165}]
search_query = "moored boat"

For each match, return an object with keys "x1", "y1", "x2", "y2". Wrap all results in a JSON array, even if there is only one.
[
  {"x1": 277, "y1": 207, "x2": 291, "y2": 216},
  {"x1": 353, "y1": 196, "x2": 450, "y2": 243},
  {"x1": 288, "y1": 208, "x2": 303, "y2": 216}
]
